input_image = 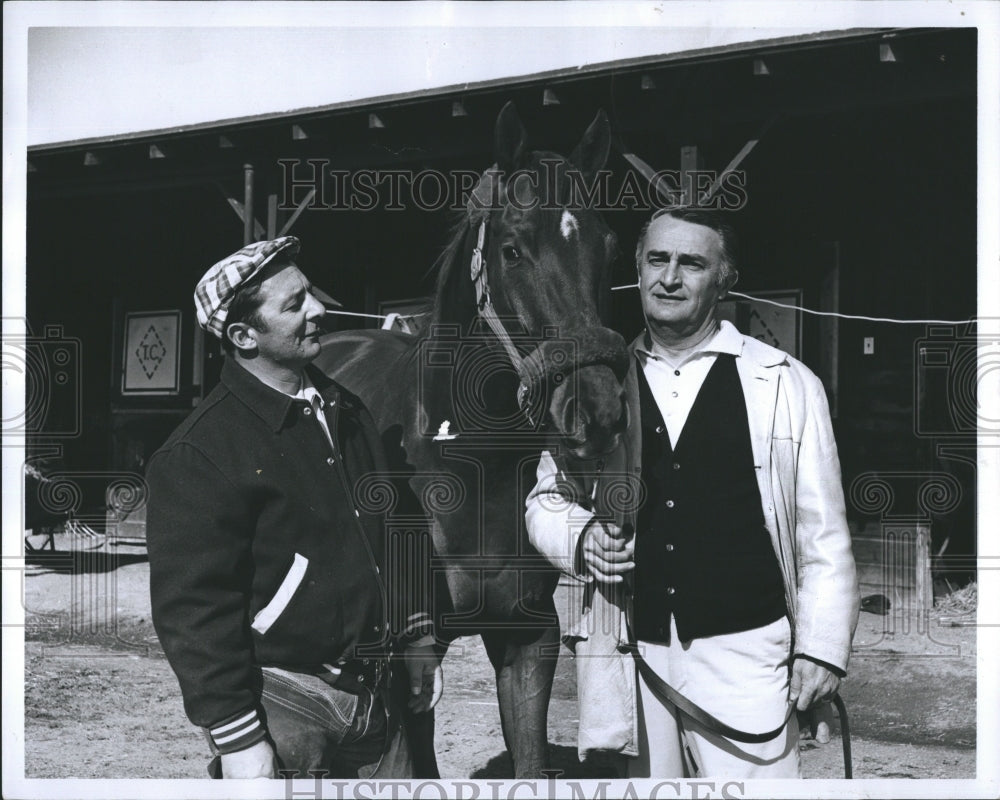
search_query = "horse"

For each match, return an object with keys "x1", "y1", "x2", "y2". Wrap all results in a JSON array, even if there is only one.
[{"x1": 315, "y1": 103, "x2": 629, "y2": 778}]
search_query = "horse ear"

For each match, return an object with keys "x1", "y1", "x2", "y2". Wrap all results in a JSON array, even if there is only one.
[
  {"x1": 570, "y1": 109, "x2": 611, "y2": 183},
  {"x1": 495, "y1": 101, "x2": 527, "y2": 172}
]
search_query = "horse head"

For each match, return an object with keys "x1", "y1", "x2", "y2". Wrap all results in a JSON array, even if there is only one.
[{"x1": 434, "y1": 103, "x2": 629, "y2": 459}]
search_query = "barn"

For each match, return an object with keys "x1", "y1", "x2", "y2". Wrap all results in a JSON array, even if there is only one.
[{"x1": 22, "y1": 25, "x2": 980, "y2": 606}]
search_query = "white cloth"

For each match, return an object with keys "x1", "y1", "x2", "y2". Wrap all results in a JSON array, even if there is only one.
[{"x1": 629, "y1": 616, "x2": 800, "y2": 778}]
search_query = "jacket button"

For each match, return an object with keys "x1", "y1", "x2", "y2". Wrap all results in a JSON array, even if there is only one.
[
  {"x1": 673, "y1": 369, "x2": 680, "y2": 376},
  {"x1": 671, "y1": 391, "x2": 678, "y2": 398},
  {"x1": 327, "y1": 456, "x2": 336, "y2": 466},
  {"x1": 665, "y1": 500, "x2": 675, "y2": 508},
  {"x1": 667, "y1": 587, "x2": 676, "y2": 595},
  {"x1": 665, "y1": 543, "x2": 674, "y2": 552},
  {"x1": 358, "y1": 675, "x2": 365, "y2": 683},
  {"x1": 303, "y1": 406, "x2": 312, "y2": 416}
]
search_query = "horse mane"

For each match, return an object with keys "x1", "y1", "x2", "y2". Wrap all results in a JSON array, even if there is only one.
[{"x1": 424, "y1": 209, "x2": 477, "y2": 334}]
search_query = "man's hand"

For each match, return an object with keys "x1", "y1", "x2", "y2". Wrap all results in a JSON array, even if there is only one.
[
  {"x1": 220, "y1": 739, "x2": 275, "y2": 778},
  {"x1": 581, "y1": 519, "x2": 634, "y2": 583},
  {"x1": 404, "y1": 643, "x2": 443, "y2": 713},
  {"x1": 790, "y1": 658, "x2": 840, "y2": 712}
]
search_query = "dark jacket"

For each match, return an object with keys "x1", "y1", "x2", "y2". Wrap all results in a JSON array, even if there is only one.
[{"x1": 147, "y1": 357, "x2": 429, "y2": 752}]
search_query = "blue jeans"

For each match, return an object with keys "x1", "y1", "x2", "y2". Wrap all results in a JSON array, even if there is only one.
[{"x1": 257, "y1": 666, "x2": 413, "y2": 779}]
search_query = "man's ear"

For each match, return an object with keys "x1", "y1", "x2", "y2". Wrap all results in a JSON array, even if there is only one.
[
  {"x1": 721, "y1": 269, "x2": 739, "y2": 298},
  {"x1": 226, "y1": 322, "x2": 257, "y2": 354}
]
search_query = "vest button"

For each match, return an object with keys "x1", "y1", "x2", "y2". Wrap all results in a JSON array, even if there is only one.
[
  {"x1": 303, "y1": 406, "x2": 312, "y2": 415},
  {"x1": 672, "y1": 462, "x2": 680, "y2": 470},
  {"x1": 666, "y1": 586, "x2": 676, "y2": 595},
  {"x1": 326, "y1": 456, "x2": 336, "y2": 466},
  {"x1": 665, "y1": 543, "x2": 674, "y2": 552},
  {"x1": 665, "y1": 500, "x2": 675, "y2": 508},
  {"x1": 655, "y1": 425, "x2": 664, "y2": 434}
]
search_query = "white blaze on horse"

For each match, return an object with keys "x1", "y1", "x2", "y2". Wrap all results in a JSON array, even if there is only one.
[{"x1": 316, "y1": 103, "x2": 628, "y2": 777}]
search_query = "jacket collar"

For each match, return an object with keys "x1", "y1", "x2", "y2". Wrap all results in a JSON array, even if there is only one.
[
  {"x1": 220, "y1": 357, "x2": 347, "y2": 433},
  {"x1": 629, "y1": 320, "x2": 788, "y2": 369}
]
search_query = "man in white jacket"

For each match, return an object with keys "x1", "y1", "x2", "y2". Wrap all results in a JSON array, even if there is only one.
[{"x1": 526, "y1": 208, "x2": 859, "y2": 778}]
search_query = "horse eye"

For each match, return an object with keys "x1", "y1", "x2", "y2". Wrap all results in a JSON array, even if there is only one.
[{"x1": 502, "y1": 245, "x2": 521, "y2": 263}]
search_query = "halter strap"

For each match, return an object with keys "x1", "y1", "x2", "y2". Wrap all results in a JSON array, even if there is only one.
[{"x1": 469, "y1": 218, "x2": 543, "y2": 425}]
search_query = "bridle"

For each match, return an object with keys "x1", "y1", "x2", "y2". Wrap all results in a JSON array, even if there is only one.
[
  {"x1": 465, "y1": 171, "x2": 630, "y2": 431},
  {"x1": 466, "y1": 215, "x2": 542, "y2": 425}
]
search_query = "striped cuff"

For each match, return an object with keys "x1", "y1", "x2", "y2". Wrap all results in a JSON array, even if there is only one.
[
  {"x1": 399, "y1": 612, "x2": 434, "y2": 642},
  {"x1": 208, "y1": 708, "x2": 266, "y2": 754}
]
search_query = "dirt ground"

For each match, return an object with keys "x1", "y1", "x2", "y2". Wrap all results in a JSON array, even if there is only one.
[{"x1": 17, "y1": 534, "x2": 977, "y2": 781}]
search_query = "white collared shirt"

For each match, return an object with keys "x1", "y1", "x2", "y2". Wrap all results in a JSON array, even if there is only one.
[
  {"x1": 635, "y1": 321, "x2": 744, "y2": 448},
  {"x1": 291, "y1": 374, "x2": 335, "y2": 451}
]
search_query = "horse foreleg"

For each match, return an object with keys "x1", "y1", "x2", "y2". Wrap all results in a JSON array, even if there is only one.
[{"x1": 481, "y1": 623, "x2": 560, "y2": 778}]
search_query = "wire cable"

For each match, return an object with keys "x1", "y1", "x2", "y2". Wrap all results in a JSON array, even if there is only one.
[{"x1": 610, "y1": 283, "x2": 974, "y2": 326}]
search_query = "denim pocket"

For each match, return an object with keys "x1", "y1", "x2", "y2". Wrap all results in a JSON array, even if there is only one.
[{"x1": 261, "y1": 666, "x2": 359, "y2": 742}]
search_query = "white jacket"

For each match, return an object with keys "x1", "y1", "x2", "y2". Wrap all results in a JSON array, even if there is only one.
[{"x1": 525, "y1": 323, "x2": 860, "y2": 759}]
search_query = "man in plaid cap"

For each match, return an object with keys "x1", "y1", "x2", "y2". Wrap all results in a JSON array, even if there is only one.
[{"x1": 146, "y1": 237, "x2": 442, "y2": 779}]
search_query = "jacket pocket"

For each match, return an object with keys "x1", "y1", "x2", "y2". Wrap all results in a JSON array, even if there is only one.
[{"x1": 251, "y1": 553, "x2": 309, "y2": 635}]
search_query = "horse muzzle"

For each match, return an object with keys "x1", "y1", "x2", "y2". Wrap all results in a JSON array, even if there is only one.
[{"x1": 517, "y1": 327, "x2": 629, "y2": 454}]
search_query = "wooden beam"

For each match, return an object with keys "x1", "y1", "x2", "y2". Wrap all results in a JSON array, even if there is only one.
[
  {"x1": 277, "y1": 188, "x2": 316, "y2": 237},
  {"x1": 215, "y1": 180, "x2": 264, "y2": 240},
  {"x1": 83, "y1": 152, "x2": 101, "y2": 166},
  {"x1": 368, "y1": 113, "x2": 386, "y2": 129},
  {"x1": 640, "y1": 74, "x2": 657, "y2": 90},
  {"x1": 218, "y1": 135, "x2": 234, "y2": 149},
  {"x1": 292, "y1": 124, "x2": 309, "y2": 141},
  {"x1": 451, "y1": 100, "x2": 468, "y2": 118},
  {"x1": 753, "y1": 58, "x2": 770, "y2": 76},
  {"x1": 543, "y1": 88, "x2": 560, "y2": 106},
  {"x1": 148, "y1": 144, "x2": 167, "y2": 159},
  {"x1": 880, "y1": 43, "x2": 898, "y2": 63},
  {"x1": 618, "y1": 150, "x2": 679, "y2": 206}
]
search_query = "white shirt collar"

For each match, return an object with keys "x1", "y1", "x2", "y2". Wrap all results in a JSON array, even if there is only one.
[
  {"x1": 636, "y1": 319, "x2": 743, "y2": 362},
  {"x1": 290, "y1": 373, "x2": 325, "y2": 409}
]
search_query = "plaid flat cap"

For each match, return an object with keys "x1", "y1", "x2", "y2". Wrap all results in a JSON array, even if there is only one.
[{"x1": 194, "y1": 236, "x2": 300, "y2": 338}]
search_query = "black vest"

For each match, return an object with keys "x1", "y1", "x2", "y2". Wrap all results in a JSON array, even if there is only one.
[{"x1": 632, "y1": 355, "x2": 787, "y2": 643}]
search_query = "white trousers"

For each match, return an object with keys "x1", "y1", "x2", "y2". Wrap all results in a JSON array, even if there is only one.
[{"x1": 627, "y1": 615, "x2": 800, "y2": 779}]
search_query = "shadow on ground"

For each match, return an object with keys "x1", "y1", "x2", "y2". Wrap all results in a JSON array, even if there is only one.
[
  {"x1": 470, "y1": 745, "x2": 619, "y2": 779},
  {"x1": 25, "y1": 548, "x2": 148, "y2": 575}
]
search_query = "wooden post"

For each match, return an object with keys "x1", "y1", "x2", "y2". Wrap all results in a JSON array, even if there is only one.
[
  {"x1": 915, "y1": 524, "x2": 933, "y2": 613},
  {"x1": 243, "y1": 164, "x2": 254, "y2": 245},
  {"x1": 267, "y1": 193, "x2": 278, "y2": 239},
  {"x1": 680, "y1": 145, "x2": 703, "y2": 206}
]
